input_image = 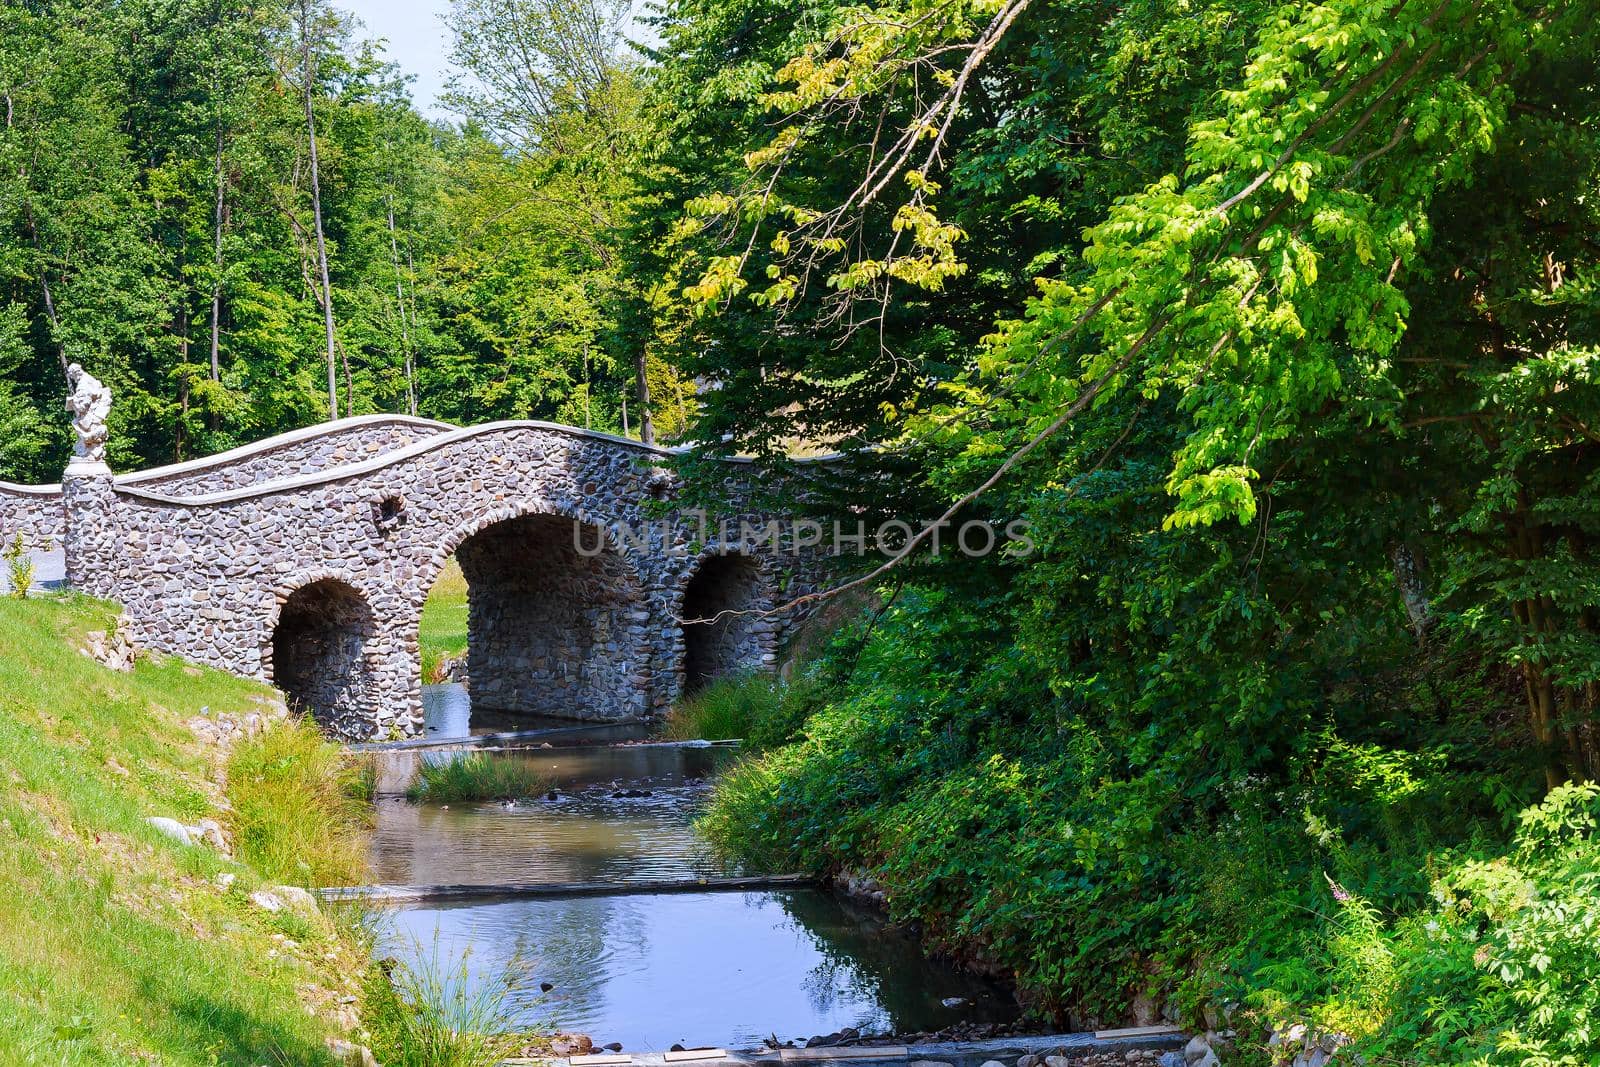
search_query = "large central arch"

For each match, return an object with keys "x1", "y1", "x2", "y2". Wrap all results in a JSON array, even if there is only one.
[{"x1": 446, "y1": 512, "x2": 651, "y2": 722}]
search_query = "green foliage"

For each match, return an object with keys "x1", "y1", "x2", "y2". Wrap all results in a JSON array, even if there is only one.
[
  {"x1": 406, "y1": 753, "x2": 551, "y2": 804},
  {"x1": 226, "y1": 715, "x2": 370, "y2": 887}
]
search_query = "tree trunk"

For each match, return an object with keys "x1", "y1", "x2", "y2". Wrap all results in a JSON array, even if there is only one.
[
  {"x1": 24, "y1": 206, "x2": 68, "y2": 375},
  {"x1": 634, "y1": 349, "x2": 655, "y2": 445},
  {"x1": 209, "y1": 123, "x2": 226, "y2": 384},
  {"x1": 298, "y1": 0, "x2": 339, "y2": 417},
  {"x1": 1390, "y1": 543, "x2": 1433, "y2": 639},
  {"x1": 385, "y1": 190, "x2": 416, "y2": 417}
]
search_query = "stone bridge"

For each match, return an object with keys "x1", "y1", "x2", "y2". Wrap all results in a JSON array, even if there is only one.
[{"x1": 0, "y1": 415, "x2": 823, "y2": 740}]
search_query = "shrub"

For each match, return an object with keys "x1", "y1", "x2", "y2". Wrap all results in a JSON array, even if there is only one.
[
  {"x1": 3, "y1": 533, "x2": 34, "y2": 600},
  {"x1": 226, "y1": 715, "x2": 369, "y2": 887},
  {"x1": 406, "y1": 752, "x2": 549, "y2": 803},
  {"x1": 1254, "y1": 783, "x2": 1600, "y2": 1066}
]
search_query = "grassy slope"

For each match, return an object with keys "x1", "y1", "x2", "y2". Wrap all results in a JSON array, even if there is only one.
[
  {"x1": 419, "y1": 558, "x2": 468, "y2": 682},
  {"x1": 0, "y1": 595, "x2": 362, "y2": 1065}
]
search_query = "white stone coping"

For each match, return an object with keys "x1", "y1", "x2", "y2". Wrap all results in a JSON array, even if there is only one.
[
  {"x1": 114, "y1": 413, "x2": 454, "y2": 485},
  {"x1": 113, "y1": 418, "x2": 836, "y2": 508},
  {"x1": 2, "y1": 415, "x2": 844, "y2": 502},
  {"x1": 0, "y1": 480, "x2": 63, "y2": 497}
]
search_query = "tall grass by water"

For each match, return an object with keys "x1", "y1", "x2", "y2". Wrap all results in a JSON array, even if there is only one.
[
  {"x1": 665, "y1": 670, "x2": 827, "y2": 748},
  {"x1": 227, "y1": 716, "x2": 371, "y2": 886},
  {"x1": 363, "y1": 935, "x2": 536, "y2": 1067},
  {"x1": 406, "y1": 752, "x2": 550, "y2": 803}
]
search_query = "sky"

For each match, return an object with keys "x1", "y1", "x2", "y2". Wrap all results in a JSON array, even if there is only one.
[{"x1": 338, "y1": 0, "x2": 458, "y2": 118}]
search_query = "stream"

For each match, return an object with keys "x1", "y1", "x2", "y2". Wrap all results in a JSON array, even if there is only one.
[{"x1": 369, "y1": 684, "x2": 1016, "y2": 1050}]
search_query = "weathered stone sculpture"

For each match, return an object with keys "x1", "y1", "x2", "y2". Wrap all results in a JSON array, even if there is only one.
[{"x1": 65, "y1": 363, "x2": 112, "y2": 471}]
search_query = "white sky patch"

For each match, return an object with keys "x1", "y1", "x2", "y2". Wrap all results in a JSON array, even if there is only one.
[{"x1": 338, "y1": 0, "x2": 458, "y2": 119}]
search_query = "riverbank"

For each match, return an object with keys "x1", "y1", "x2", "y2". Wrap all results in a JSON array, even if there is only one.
[{"x1": 0, "y1": 593, "x2": 370, "y2": 1063}]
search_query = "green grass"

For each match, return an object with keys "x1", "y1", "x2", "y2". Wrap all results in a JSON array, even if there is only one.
[
  {"x1": 0, "y1": 594, "x2": 368, "y2": 1064},
  {"x1": 405, "y1": 752, "x2": 550, "y2": 803},
  {"x1": 419, "y1": 558, "x2": 468, "y2": 683}
]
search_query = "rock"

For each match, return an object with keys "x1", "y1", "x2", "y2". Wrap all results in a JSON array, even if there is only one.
[
  {"x1": 324, "y1": 1038, "x2": 378, "y2": 1067},
  {"x1": 1192, "y1": 1054, "x2": 1219, "y2": 1067},
  {"x1": 1017, "y1": 1055, "x2": 1039, "y2": 1067},
  {"x1": 980, "y1": 1060, "x2": 1009, "y2": 1067},
  {"x1": 540, "y1": 981, "x2": 555, "y2": 992},
  {"x1": 603, "y1": 1042, "x2": 623, "y2": 1052},
  {"x1": 214, "y1": 872, "x2": 236, "y2": 891},
  {"x1": 1159, "y1": 1055, "x2": 1186, "y2": 1067},
  {"x1": 1183, "y1": 1035, "x2": 1211, "y2": 1066},
  {"x1": 195, "y1": 818, "x2": 228, "y2": 852},
  {"x1": 941, "y1": 996, "x2": 969, "y2": 1008},
  {"x1": 907, "y1": 1061, "x2": 954, "y2": 1067},
  {"x1": 274, "y1": 885, "x2": 318, "y2": 913},
  {"x1": 249, "y1": 890, "x2": 285, "y2": 912},
  {"x1": 147, "y1": 816, "x2": 194, "y2": 846},
  {"x1": 1045, "y1": 1056, "x2": 1074, "y2": 1067}
]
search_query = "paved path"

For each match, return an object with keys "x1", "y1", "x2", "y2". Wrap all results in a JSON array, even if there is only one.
[{"x1": 0, "y1": 544, "x2": 65, "y2": 595}]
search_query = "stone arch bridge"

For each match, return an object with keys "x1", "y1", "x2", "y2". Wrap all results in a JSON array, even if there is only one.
[{"x1": 0, "y1": 415, "x2": 822, "y2": 740}]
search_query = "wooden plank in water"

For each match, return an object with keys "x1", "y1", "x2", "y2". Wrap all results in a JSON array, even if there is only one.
[
  {"x1": 317, "y1": 873, "x2": 815, "y2": 903},
  {"x1": 664, "y1": 1050, "x2": 730, "y2": 1062},
  {"x1": 1091, "y1": 1026, "x2": 1185, "y2": 1039},
  {"x1": 780, "y1": 1047, "x2": 908, "y2": 1062}
]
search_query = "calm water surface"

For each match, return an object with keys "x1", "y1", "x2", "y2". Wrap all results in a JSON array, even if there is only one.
[
  {"x1": 379, "y1": 889, "x2": 1014, "y2": 1051},
  {"x1": 376, "y1": 685, "x2": 1015, "y2": 1048}
]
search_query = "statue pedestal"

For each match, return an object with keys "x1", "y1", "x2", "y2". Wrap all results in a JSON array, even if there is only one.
[
  {"x1": 62, "y1": 466, "x2": 116, "y2": 596},
  {"x1": 64, "y1": 458, "x2": 112, "y2": 479}
]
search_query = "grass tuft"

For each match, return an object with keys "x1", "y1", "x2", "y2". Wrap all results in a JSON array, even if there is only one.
[
  {"x1": 227, "y1": 715, "x2": 370, "y2": 887},
  {"x1": 405, "y1": 752, "x2": 550, "y2": 803},
  {"x1": 363, "y1": 936, "x2": 538, "y2": 1067}
]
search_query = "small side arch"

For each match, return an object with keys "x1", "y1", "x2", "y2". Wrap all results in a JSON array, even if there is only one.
[
  {"x1": 676, "y1": 550, "x2": 775, "y2": 695},
  {"x1": 266, "y1": 571, "x2": 379, "y2": 738}
]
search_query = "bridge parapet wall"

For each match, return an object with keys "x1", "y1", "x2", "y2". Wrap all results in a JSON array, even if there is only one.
[
  {"x1": 0, "y1": 482, "x2": 66, "y2": 547},
  {"x1": 118, "y1": 415, "x2": 452, "y2": 496}
]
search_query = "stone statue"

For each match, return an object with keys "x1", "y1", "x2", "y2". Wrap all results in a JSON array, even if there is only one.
[{"x1": 65, "y1": 363, "x2": 112, "y2": 469}]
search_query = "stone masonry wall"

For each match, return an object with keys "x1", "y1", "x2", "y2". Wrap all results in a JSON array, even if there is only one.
[
  {"x1": 59, "y1": 421, "x2": 824, "y2": 741},
  {"x1": 0, "y1": 484, "x2": 66, "y2": 546}
]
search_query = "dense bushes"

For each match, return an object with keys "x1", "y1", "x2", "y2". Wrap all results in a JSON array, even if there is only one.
[{"x1": 698, "y1": 572, "x2": 1595, "y2": 1059}]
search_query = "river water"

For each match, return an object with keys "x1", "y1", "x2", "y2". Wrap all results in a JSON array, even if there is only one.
[{"x1": 369, "y1": 685, "x2": 1015, "y2": 1049}]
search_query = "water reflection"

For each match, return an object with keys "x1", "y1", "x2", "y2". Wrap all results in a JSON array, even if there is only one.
[
  {"x1": 379, "y1": 889, "x2": 1014, "y2": 1050},
  {"x1": 371, "y1": 744, "x2": 739, "y2": 885},
  {"x1": 382, "y1": 688, "x2": 1017, "y2": 1047},
  {"x1": 422, "y1": 682, "x2": 650, "y2": 742}
]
